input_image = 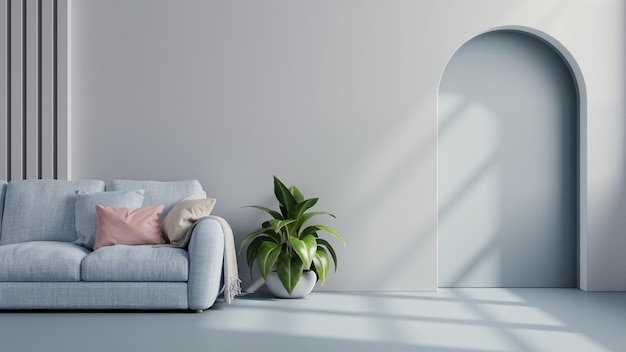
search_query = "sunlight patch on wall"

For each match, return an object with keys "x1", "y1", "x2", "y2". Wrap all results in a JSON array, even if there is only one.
[{"x1": 438, "y1": 93, "x2": 502, "y2": 287}]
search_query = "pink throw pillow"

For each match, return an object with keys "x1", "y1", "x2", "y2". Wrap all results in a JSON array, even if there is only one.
[{"x1": 93, "y1": 204, "x2": 166, "y2": 250}]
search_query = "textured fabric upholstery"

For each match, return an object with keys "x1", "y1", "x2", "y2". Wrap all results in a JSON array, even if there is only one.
[
  {"x1": 0, "y1": 179, "x2": 105, "y2": 245},
  {"x1": 0, "y1": 180, "x2": 7, "y2": 239},
  {"x1": 107, "y1": 179, "x2": 206, "y2": 222},
  {"x1": 74, "y1": 189, "x2": 145, "y2": 249},
  {"x1": 0, "y1": 282, "x2": 188, "y2": 309},
  {"x1": 187, "y1": 218, "x2": 224, "y2": 310},
  {"x1": 0, "y1": 179, "x2": 226, "y2": 311},
  {"x1": 82, "y1": 245, "x2": 189, "y2": 282},
  {"x1": 0, "y1": 241, "x2": 90, "y2": 281}
]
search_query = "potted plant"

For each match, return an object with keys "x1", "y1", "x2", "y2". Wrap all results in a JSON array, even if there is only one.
[{"x1": 240, "y1": 176, "x2": 345, "y2": 298}]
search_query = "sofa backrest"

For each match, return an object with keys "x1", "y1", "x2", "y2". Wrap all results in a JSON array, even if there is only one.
[
  {"x1": 0, "y1": 180, "x2": 7, "y2": 240},
  {"x1": 107, "y1": 179, "x2": 206, "y2": 223},
  {"x1": 0, "y1": 179, "x2": 105, "y2": 245}
]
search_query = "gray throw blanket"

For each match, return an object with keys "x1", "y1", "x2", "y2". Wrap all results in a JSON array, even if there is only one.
[{"x1": 156, "y1": 215, "x2": 241, "y2": 304}]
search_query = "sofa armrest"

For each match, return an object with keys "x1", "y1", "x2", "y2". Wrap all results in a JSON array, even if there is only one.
[{"x1": 187, "y1": 217, "x2": 225, "y2": 310}]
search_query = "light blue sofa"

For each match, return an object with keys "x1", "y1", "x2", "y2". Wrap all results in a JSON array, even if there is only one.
[{"x1": 0, "y1": 179, "x2": 226, "y2": 311}]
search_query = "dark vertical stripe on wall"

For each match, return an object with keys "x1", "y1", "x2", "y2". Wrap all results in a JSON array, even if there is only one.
[
  {"x1": 6, "y1": 0, "x2": 11, "y2": 180},
  {"x1": 21, "y1": 0, "x2": 26, "y2": 178},
  {"x1": 52, "y1": 0, "x2": 57, "y2": 179},
  {"x1": 37, "y1": 0, "x2": 41, "y2": 178},
  {"x1": 4, "y1": 0, "x2": 63, "y2": 181}
]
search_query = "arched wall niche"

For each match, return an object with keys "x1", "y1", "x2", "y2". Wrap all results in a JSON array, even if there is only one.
[{"x1": 437, "y1": 26, "x2": 587, "y2": 289}]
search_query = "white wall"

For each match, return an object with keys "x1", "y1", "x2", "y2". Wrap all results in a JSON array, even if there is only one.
[{"x1": 69, "y1": 0, "x2": 626, "y2": 291}]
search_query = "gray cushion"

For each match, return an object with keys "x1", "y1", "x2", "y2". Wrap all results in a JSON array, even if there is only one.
[
  {"x1": 0, "y1": 241, "x2": 90, "y2": 281},
  {"x1": 81, "y1": 245, "x2": 189, "y2": 282},
  {"x1": 74, "y1": 189, "x2": 145, "y2": 250},
  {"x1": 108, "y1": 180, "x2": 205, "y2": 223},
  {"x1": 0, "y1": 179, "x2": 105, "y2": 245},
  {"x1": 0, "y1": 180, "x2": 7, "y2": 239}
]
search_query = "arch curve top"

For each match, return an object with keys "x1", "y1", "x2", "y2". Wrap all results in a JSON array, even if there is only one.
[{"x1": 443, "y1": 26, "x2": 586, "y2": 111}]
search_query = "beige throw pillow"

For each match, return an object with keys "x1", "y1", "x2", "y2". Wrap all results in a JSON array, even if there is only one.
[{"x1": 162, "y1": 196, "x2": 216, "y2": 245}]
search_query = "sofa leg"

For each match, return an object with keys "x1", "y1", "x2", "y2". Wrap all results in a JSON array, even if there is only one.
[{"x1": 195, "y1": 309, "x2": 204, "y2": 313}]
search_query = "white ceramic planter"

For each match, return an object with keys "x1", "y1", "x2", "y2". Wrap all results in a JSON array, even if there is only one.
[{"x1": 266, "y1": 271, "x2": 317, "y2": 298}]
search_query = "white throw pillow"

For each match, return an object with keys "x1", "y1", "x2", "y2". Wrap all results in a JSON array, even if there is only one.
[{"x1": 161, "y1": 196, "x2": 216, "y2": 245}]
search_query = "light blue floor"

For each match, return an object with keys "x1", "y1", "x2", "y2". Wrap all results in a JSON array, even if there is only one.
[{"x1": 1, "y1": 289, "x2": 625, "y2": 352}]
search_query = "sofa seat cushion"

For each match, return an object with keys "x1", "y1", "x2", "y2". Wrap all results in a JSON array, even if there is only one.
[
  {"x1": 81, "y1": 245, "x2": 189, "y2": 282},
  {"x1": 0, "y1": 241, "x2": 90, "y2": 282}
]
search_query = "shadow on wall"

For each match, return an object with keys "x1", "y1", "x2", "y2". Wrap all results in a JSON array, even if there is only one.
[{"x1": 437, "y1": 30, "x2": 579, "y2": 288}]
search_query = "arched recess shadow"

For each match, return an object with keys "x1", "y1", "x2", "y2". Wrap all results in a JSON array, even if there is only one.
[{"x1": 437, "y1": 27, "x2": 587, "y2": 289}]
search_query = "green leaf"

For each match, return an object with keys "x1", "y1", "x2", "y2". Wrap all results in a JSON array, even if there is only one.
[
  {"x1": 269, "y1": 219, "x2": 296, "y2": 234},
  {"x1": 266, "y1": 230, "x2": 282, "y2": 243},
  {"x1": 274, "y1": 176, "x2": 297, "y2": 213},
  {"x1": 239, "y1": 227, "x2": 274, "y2": 253},
  {"x1": 289, "y1": 234, "x2": 317, "y2": 269},
  {"x1": 276, "y1": 253, "x2": 304, "y2": 296},
  {"x1": 291, "y1": 198, "x2": 319, "y2": 222},
  {"x1": 256, "y1": 242, "x2": 281, "y2": 280},
  {"x1": 314, "y1": 224, "x2": 346, "y2": 246},
  {"x1": 245, "y1": 236, "x2": 274, "y2": 279},
  {"x1": 289, "y1": 185, "x2": 305, "y2": 203},
  {"x1": 244, "y1": 205, "x2": 283, "y2": 220},
  {"x1": 245, "y1": 234, "x2": 273, "y2": 254},
  {"x1": 285, "y1": 220, "x2": 299, "y2": 239},
  {"x1": 299, "y1": 225, "x2": 319, "y2": 238},
  {"x1": 313, "y1": 247, "x2": 330, "y2": 285},
  {"x1": 245, "y1": 240, "x2": 261, "y2": 277},
  {"x1": 279, "y1": 205, "x2": 288, "y2": 219},
  {"x1": 245, "y1": 236, "x2": 275, "y2": 264},
  {"x1": 261, "y1": 222, "x2": 283, "y2": 243},
  {"x1": 316, "y1": 238, "x2": 338, "y2": 271},
  {"x1": 299, "y1": 211, "x2": 333, "y2": 228},
  {"x1": 302, "y1": 234, "x2": 317, "y2": 264},
  {"x1": 300, "y1": 224, "x2": 345, "y2": 246}
]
